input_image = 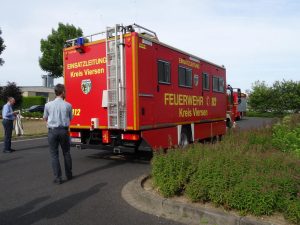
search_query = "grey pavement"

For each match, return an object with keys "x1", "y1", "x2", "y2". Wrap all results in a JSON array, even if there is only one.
[
  {"x1": 0, "y1": 138, "x2": 182, "y2": 225},
  {"x1": 235, "y1": 116, "x2": 274, "y2": 130}
]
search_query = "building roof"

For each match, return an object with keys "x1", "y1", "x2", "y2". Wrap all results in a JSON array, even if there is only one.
[{"x1": 20, "y1": 86, "x2": 54, "y2": 93}]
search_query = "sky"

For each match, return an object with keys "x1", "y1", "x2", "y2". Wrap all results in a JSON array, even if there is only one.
[{"x1": 0, "y1": 0, "x2": 299, "y2": 91}]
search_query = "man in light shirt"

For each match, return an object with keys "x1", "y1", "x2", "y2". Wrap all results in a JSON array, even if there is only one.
[
  {"x1": 2, "y1": 97, "x2": 18, "y2": 153},
  {"x1": 43, "y1": 84, "x2": 73, "y2": 185}
]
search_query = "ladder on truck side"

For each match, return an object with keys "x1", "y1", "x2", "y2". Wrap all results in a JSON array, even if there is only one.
[{"x1": 106, "y1": 25, "x2": 126, "y2": 129}]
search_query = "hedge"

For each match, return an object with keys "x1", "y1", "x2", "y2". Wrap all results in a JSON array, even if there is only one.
[
  {"x1": 22, "y1": 96, "x2": 46, "y2": 109},
  {"x1": 152, "y1": 114, "x2": 300, "y2": 224}
]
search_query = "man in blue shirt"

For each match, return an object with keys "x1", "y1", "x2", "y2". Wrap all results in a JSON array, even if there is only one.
[
  {"x1": 2, "y1": 97, "x2": 18, "y2": 153},
  {"x1": 43, "y1": 84, "x2": 73, "y2": 185}
]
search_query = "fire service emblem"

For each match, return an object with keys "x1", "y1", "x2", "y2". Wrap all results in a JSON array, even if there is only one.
[{"x1": 81, "y1": 79, "x2": 92, "y2": 94}]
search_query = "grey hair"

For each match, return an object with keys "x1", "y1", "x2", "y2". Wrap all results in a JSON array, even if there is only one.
[{"x1": 7, "y1": 97, "x2": 15, "y2": 102}]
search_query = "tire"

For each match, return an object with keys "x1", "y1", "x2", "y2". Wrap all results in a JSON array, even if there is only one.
[
  {"x1": 211, "y1": 136, "x2": 217, "y2": 144},
  {"x1": 218, "y1": 135, "x2": 223, "y2": 142}
]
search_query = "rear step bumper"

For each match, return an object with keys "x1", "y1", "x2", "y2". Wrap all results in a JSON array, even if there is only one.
[
  {"x1": 71, "y1": 141, "x2": 152, "y2": 152},
  {"x1": 71, "y1": 143, "x2": 137, "y2": 153}
]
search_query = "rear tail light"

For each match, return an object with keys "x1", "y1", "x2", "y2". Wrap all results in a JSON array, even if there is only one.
[
  {"x1": 121, "y1": 133, "x2": 140, "y2": 141},
  {"x1": 102, "y1": 130, "x2": 111, "y2": 144},
  {"x1": 70, "y1": 132, "x2": 81, "y2": 138}
]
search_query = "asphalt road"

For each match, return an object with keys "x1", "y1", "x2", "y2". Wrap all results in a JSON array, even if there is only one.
[
  {"x1": 0, "y1": 117, "x2": 273, "y2": 225},
  {"x1": 235, "y1": 116, "x2": 274, "y2": 130}
]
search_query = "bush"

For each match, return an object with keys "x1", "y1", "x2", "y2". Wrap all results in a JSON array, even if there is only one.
[
  {"x1": 151, "y1": 115, "x2": 300, "y2": 224},
  {"x1": 272, "y1": 115, "x2": 300, "y2": 157},
  {"x1": 22, "y1": 96, "x2": 46, "y2": 109},
  {"x1": 152, "y1": 149, "x2": 196, "y2": 197},
  {"x1": 185, "y1": 145, "x2": 246, "y2": 204},
  {"x1": 248, "y1": 80, "x2": 300, "y2": 114},
  {"x1": 284, "y1": 199, "x2": 300, "y2": 224}
]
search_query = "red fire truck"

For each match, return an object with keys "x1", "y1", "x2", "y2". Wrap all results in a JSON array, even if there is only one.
[
  {"x1": 226, "y1": 85, "x2": 247, "y2": 125},
  {"x1": 233, "y1": 91, "x2": 247, "y2": 120},
  {"x1": 64, "y1": 24, "x2": 228, "y2": 152},
  {"x1": 226, "y1": 86, "x2": 242, "y2": 127}
]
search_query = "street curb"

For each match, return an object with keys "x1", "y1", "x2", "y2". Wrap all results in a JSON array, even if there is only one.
[
  {"x1": 0, "y1": 136, "x2": 47, "y2": 144},
  {"x1": 122, "y1": 175, "x2": 274, "y2": 225},
  {"x1": 12, "y1": 135, "x2": 47, "y2": 141}
]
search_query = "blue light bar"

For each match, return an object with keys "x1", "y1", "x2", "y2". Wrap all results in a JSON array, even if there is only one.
[{"x1": 77, "y1": 37, "x2": 84, "y2": 46}]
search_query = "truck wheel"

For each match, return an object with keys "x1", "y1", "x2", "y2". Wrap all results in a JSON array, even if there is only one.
[
  {"x1": 211, "y1": 136, "x2": 217, "y2": 144},
  {"x1": 218, "y1": 135, "x2": 223, "y2": 142},
  {"x1": 179, "y1": 130, "x2": 189, "y2": 148}
]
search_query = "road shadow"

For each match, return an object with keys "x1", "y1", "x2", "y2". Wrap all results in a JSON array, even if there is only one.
[
  {"x1": 75, "y1": 159, "x2": 127, "y2": 179},
  {"x1": 0, "y1": 183, "x2": 106, "y2": 225},
  {"x1": 0, "y1": 196, "x2": 50, "y2": 225},
  {"x1": 86, "y1": 150, "x2": 152, "y2": 164},
  {"x1": 70, "y1": 151, "x2": 151, "y2": 180}
]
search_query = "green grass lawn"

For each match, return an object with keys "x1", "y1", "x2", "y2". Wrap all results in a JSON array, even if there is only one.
[{"x1": 0, "y1": 119, "x2": 48, "y2": 141}]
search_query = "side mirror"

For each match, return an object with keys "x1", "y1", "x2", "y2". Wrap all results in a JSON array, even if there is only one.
[
  {"x1": 227, "y1": 85, "x2": 234, "y2": 105},
  {"x1": 237, "y1": 88, "x2": 242, "y2": 104}
]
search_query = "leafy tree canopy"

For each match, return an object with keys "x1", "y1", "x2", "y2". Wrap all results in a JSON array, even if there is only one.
[
  {"x1": 1, "y1": 82, "x2": 22, "y2": 109},
  {"x1": 248, "y1": 80, "x2": 300, "y2": 113},
  {"x1": 0, "y1": 28, "x2": 6, "y2": 66},
  {"x1": 39, "y1": 23, "x2": 83, "y2": 78}
]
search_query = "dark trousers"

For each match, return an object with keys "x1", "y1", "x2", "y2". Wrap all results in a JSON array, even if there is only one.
[
  {"x1": 2, "y1": 119, "x2": 13, "y2": 151},
  {"x1": 48, "y1": 128, "x2": 72, "y2": 179}
]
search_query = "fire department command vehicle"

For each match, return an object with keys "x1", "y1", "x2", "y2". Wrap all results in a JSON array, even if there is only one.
[{"x1": 64, "y1": 23, "x2": 233, "y2": 152}]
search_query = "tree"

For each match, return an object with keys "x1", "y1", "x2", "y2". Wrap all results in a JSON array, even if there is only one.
[
  {"x1": 0, "y1": 28, "x2": 6, "y2": 66},
  {"x1": 248, "y1": 81, "x2": 272, "y2": 112},
  {"x1": 1, "y1": 82, "x2": 23, "y2": 109},
  {"x1": 272, "y1": 80, "x2": 300, "y2": 113},
  {"x1": 248, "y1": 80, "x2": 300, "y2": 113},
  {"x1": 39, "y1": 23, "x2": 83, "y2": 78}
]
